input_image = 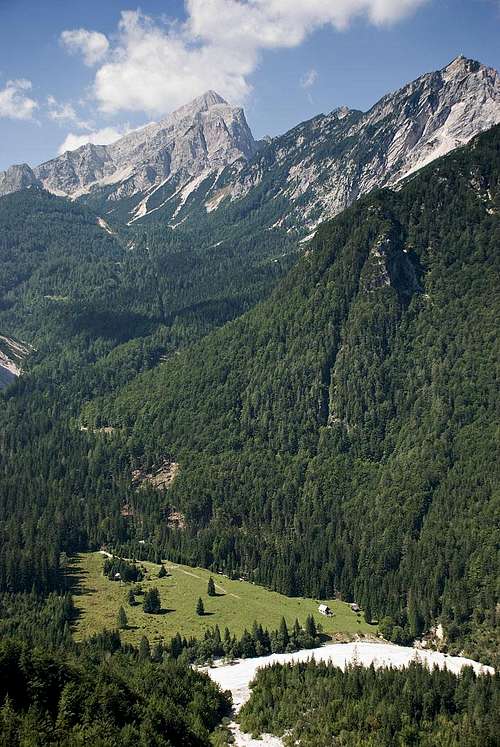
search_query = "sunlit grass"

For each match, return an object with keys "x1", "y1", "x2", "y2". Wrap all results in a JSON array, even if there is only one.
[{"x1": 70, "y1": 552, "x2": 376, "y2": 646}]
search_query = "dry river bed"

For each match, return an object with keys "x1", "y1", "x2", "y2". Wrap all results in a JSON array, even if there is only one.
[{"x1": 203, "y1": 641, "x2": 494, "y2": 747}]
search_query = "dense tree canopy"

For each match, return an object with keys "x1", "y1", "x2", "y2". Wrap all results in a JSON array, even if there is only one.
[
  {"x1": 0, "y1": 638, "x2": 230, "y2": 746},
  {"x1": 239, "y1": 660, "x2": 499, "y2": 746}
]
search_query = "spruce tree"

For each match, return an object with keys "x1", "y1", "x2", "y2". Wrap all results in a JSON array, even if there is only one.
[
  {"x1": 139, "y1": 635, "x2": 151, "y2": 660},
  {"x1": 196, "y1": 597, "x2": 205, "y2": 616},
  {"x1": 127, "y1": 589, "x2": 136, "y2": 606},
  {"x1": 278, "y1": 617, "x2": 289, "y2": 650},
  {"x1": 143, "y1": 587, "x2": 161, "y2": 614},
  {"x1": 0, "y1": 695, "x2": 19, "y2": 745},
  {"x1": 364, "y1": 603, "x2": 372, "y2": 625},
  {"x1": 117, "y1": 605, "x2": 128, "y2": 630},
  {"x1": 170, "y1": 632, "x2": 183, "y2": 658},
  {"x1": 223, "y1": 627, "x2": 233, "y2": 657},
  {"x1": 207, "y1": 577, "x2": 216, "y2": 596},
  {"x1": 151, "y1": 642, "x2": 163, "y2": 662},
  {"x1": 158, "y1": 564, "x2": 167, "y2": 578},
  {"x1": 305, "y1": 614, "x2": 317, "y2": 639}
]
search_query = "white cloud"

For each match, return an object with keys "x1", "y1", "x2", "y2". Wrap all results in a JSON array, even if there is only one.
[
  {"x1": 47, "y1": 96, "x2": 92, "y2": 130},
  {"x1": 60, "y1": 28, "x2": 109, "y2": 66},
  {"x1": 58, "y1": 125, "x2": 134, "y2": 154},
  {"x1": 47, "y1": 96, "x2": 77, "y2": 122},
  {"x1": 300, "y1": 69, "x2": 318, "y2": 89},
  {"x1": 62, "y1": 0, "x2": 428, "y2": 116},
  {"x1": 0, "y1": 79, "x2": 38, "y2": 120}
]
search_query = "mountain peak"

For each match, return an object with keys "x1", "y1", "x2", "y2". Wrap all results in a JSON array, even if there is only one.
[
  {"x1": 168, "y1": 90, "x2": 229, "y2": 122},
  {"x1": 198, "y1": 90, "x2": 228, "y2": 107},
  {"x1": 442, "y1": 55, "x2": 481, "y2": 76}
]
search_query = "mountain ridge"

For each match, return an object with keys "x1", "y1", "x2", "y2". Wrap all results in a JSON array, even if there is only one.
[
  {"x1": 1, "y1": 57, "x2": 499, "y2": 235},
  {"x1": 0, "y1": 90, "x2": 257, "y2": 206},
  {"x1": 196, "y1": 55, "x2": 500, "y2": 232}
]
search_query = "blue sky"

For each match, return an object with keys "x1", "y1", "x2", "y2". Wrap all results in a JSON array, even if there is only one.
[{"x1": 0, "y1": 0, "x2": 499, "y2": 171}]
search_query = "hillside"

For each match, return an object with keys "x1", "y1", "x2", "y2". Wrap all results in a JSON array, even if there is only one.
[
  {"x1": 81, "y1": 125, "x2": 500, "y2": 662},
  {"x1": 0, "y1": 189, "x2": 294, "y2": 607},
  {"x1": 0, "y1": 186, "x2": 295, "y2": 373}
]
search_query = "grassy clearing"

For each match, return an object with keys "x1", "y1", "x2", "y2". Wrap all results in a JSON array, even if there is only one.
[{"x1": 69, "y1": 552, "x2": 376, "y2": 646}]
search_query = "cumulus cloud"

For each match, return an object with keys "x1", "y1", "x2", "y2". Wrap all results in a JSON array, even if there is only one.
[
  {"x1": 60, "y1": 28, "x2": 109, "y2": 66},
  {"x1": 0, "y1": 79, "x2": 38, "y2": 120},
  {"x1": 62, "y1": 0, "x2": 428, "y2": 115},
  {"x1": 300, "y1": 69, "x2": 319, "y2": 89},
  {"x1": 58, "y1": 125, "x2": 135, "y2": 154}
]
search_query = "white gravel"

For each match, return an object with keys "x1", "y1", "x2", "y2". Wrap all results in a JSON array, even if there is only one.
[{"x1": 205, "y1": 641, "x2": 494, "y2": 745}]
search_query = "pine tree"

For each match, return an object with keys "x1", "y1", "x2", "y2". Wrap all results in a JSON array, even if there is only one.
[
  {"x1": 196, "y1": 597, "x2": 205, "y2": 616},
  {"x1": 117, "y1": 605, "x2": 128, "y2": 629},
  {"x1": 207, "y1": 576, "x2": 216, "y2": 596},
  {"x1": 278, "y1": 617, "x2": 289, "y2": 650},
  {"x1": 305, "y1": 614, "x2": 317, "y2": 639},
  {"x1": 139, "y1": 635, "x2": 151, "y2": 660},
  {"x1": 143, "y1": 587, "x2": 161, "y2": 614}
]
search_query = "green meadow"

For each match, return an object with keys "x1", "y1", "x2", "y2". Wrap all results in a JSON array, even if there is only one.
[{"x1": 69, "y1": 552, "x2": 376, "y2": 647}]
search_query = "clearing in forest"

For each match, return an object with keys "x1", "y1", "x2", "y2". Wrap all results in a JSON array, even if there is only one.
[{"x1": 68, "y1": 552, "x2": 376, "y2": 645}]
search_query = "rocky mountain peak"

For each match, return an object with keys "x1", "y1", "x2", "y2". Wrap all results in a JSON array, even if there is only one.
[
  {"x1": 1, "y1": 60, "x2": 499, "y2": 229},
  {"x1": 0, "y1": 90, "x2": 256, "y2": 203},
  {"x1": 443, "y1": 54, "x2": 479, "y2": 76},
  {"x1": 330, "y1": 106, "x2": 352, "y2": 120},
  {"x1": 203, "y1": 56, "x2": 500, "y2": 233},
  {"x1": 0, "y1": 163, "x2": 39, "y2": 196},
  {"x1": 169, "y1": 90, "x2": 228, "y2": 121}
]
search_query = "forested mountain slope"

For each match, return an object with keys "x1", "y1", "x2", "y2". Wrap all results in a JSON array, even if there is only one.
[
  {"x1": 82, "y1": 126, "x2": 500, "y2": 659},
  {"x1": 0, "y1": 186, "x2": 294, "y2": 368},
  {"x1": 0, "y1": 187, "x2": 294, "y2": 599}
]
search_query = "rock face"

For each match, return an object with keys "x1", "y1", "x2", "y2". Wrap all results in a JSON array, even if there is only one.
[
  {"x1": 204, "y1": 56, "x2": 500, "y2": 230},
  {"x1": 0, "y1": 336, "x2": 31, "y2": 389},
  {"x1": 0, "y1": 58, "x2": 499, "y2": 229},
  {"x1": 0, "y1": 164, "x2": 40, "y2": 195},
  {"x1": 0, "y1": 91, "x2": 257, "y2": 209}
]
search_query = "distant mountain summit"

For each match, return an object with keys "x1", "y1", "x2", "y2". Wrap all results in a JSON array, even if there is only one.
[
  {"x1": 0, "y1": 90, "x2": 257, "y2": 215},
  {"x1": 1, "y1": 57, "x2": 499, "y2": 230},
  {"x1": 199, "y1": 55, "x2": 500, "y2": 231}
]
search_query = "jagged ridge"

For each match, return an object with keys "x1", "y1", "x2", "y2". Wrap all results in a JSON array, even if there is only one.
[{"x1": 0, "y1": 90, "x2": 256, "y2": 210}]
